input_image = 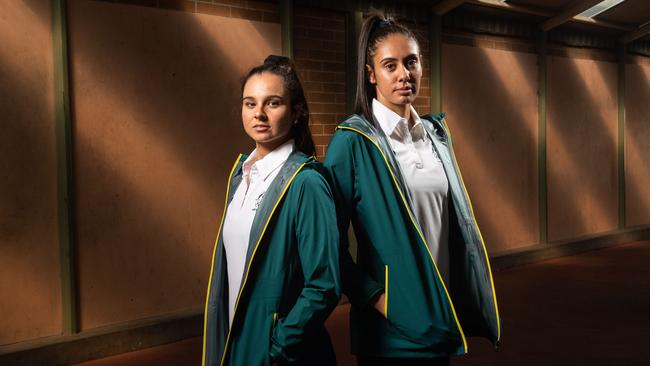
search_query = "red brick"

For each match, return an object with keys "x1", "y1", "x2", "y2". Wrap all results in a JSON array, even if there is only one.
[
  {"x1": 302, "y1": 81, "x2": 323, "y2": 92},
  {"x1": 295, "y1": 7, "x2": 329, "y2": 18},
  {"x1": 322, "y1": 82, "x2": 345, "y2": 93},
  {"x1": 307, "y1": 28, "x2": 335, "y2": 40},
  {"x1": 321, "y1": 18, "x2": 345, "y2": 30},
  {"x1": 295, "y1": 37, "x2": 324, "y2": 50},
  {"x1": 293, "y1": 26, "x2": 308, "y2": 37},
  {"x1": 295, "y1": 59, "x2": 322, "y2": 71},
  {"x1": 322, "y1": 61, "x2": 345, "y2": 72},
  {"x1": 245, "y1": 0, "x2": 277, "y2": 12},
  {"x1": 211, "y1": 0, "x2": 247, "y2": 6},
  {"x1": 197, "y1": 3, "x2": 230, "y2": 16},
  {"x1": 307, "y1": 71, "x2": 344, "y2": 83},
  {"x1": 295, "y1": 15, "x2": 323, "y2": 28},
  {"x1": 322, "y1": 40, "x2": 344, "y2": 51},
  {"x1": 313, "y1": 134, "x2": 333, "y2": 146},
  {"x1": 308, "y1": 124, "x2": 324, "y2": 135},
  {"x1": 322, "y1": 123, "x2": 339, "y2": 133},
  {"x1": 307, "y1": 92, "x2": 337, "y2": 103},
  {"x1": 311, "y1": 114, "x2": 337, "y2": 125},
  {"x1": 262, "y1": 11, "x2": 280, "y2": 23},
  {"x1": 230, "y1": 7, "x2": 263, "y2": 21},
  {"x1": 313, "y1": 50, "x2": 344, "y2": 62},
  {"x1": 112, "y1": 0, "x2": 157, "y2": 7},
  {"x1": 159, "y1": 0, "x2": 195, "y2": 12},
  {"x1": 309, "y1": 103, "x2": 340, "y2": 113}
]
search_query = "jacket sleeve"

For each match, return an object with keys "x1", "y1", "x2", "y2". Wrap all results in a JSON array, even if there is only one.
[
  {"x1": 269, "y1": 169, "x2": 341, "y2": 364},
  {"x1": 323, "y1": 131, "x2": 384, "y2": 308}
]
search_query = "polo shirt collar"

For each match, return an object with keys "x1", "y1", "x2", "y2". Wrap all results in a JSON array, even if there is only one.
[{"x1": 243, "y1": 138, "x2": 295, "y2": 182}]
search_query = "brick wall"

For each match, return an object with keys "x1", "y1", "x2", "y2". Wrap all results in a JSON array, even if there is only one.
[
  {"x1": 106, "y1": 0, "x2": 280, "y2": 22},
  {"x1": 293, "y1": 7, "x2": 347, "y2": 159}
]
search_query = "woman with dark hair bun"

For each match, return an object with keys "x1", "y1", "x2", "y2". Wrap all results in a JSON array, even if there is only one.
[
  {"x1": 324, "y1": 14, "x2": 501, "y2": 365},
  {"x1": 202, "y1": 55, "x2": 340, "y2": 366}
]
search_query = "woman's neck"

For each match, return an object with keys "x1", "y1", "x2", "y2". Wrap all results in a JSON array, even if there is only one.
[
  {"x1": 377, "y1": 99, "x2": 414, "y2": 127},
  {"x1": 254, "y1": 137, "x2": 290, "y2": 161}
]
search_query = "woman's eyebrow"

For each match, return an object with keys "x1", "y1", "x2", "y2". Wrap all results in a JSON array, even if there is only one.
[{"x1": 380, "y1": 57, "x2": 398, "y2": 63}]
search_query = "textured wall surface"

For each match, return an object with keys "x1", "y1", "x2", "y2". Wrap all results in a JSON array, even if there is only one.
[
  {"x1": 547, "y1": 55, "x2": 618, "y2": 242},
  {"x1": 625, "y1": 61, "x2": 650, "y2": 228},
  {"x1": 68, "y1": 0, "x2": 281, "y2": 330},
  {"x1": 443, "y1": 42, "x2": 539, "y2": 252},
  {"x1": 0, "y1": 0, "x2": 61, "y2": 345}
]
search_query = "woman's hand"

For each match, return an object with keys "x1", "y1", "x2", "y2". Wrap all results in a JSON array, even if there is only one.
[{"x1": 371, "y1": 291, "x2": 386, "y2": 318}]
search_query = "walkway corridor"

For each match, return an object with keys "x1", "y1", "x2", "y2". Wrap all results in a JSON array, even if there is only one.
[{"x1": 75, "y1": 241, "x2": 650, "y2": 366}]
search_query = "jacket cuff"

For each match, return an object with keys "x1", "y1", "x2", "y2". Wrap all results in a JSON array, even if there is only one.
[{"x1": 269, "y1": 337, "x2": 293, "y2": 365}]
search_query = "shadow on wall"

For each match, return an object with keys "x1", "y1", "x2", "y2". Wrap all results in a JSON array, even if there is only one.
[
  {"x1": 625, "y1": 64, "x2": 650, "y2": 227},
  {"x1": 547, "y1": 56, "x2": 618, "y2": 242},
  {"x1": 0, "y1": 0, "x2": 64, "y2": 345},
  {"x1": 444, "y1": 44, "x2": 539, "y2": 252},
  {"x1": 24, "y1": 0, "x2": 281, "y2": 331}
]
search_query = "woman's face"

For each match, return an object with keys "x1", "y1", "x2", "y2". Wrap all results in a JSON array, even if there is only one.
[
  {"x1": 367, "y1": 33, "x2": 422, "y2": 113},
  {"x1": 242, "y1": 72, "x2": 295, "y2": 152}
]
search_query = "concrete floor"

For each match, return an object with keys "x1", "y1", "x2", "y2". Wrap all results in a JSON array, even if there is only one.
[{"x1": 74, "y1": 240, "x2": 650, "y2": 366}]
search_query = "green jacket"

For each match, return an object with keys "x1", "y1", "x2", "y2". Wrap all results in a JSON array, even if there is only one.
[
  {"x1": 323, "y1": 114, "x2": 501, "y2": 358},
  {"x1": 202, "y1": 151, "x2": 341, "y2": 366}
]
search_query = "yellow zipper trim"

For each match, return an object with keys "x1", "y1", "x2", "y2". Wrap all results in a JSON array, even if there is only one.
[
  {"x1": 273, "y1": 312, "x2": 279, "y2": 328},
  {"x1": 202, "y1": 155, "x2": 243, "y2": 366},
  {"x1": 219, "y1": 162, "x2": 309, "y2": 366},
  {"x1": 441, "y1": 118, "x2": 501, "y2": 342},
  {"x1": 336, "y1": 126, "x2": 468, "y2": 352},
  {"x1": 384, "y1": 265, "x2": 389, "y2": 318}
]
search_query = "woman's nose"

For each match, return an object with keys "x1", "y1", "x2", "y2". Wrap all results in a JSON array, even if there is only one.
[
  {"x1": 254, "y1": 107, "x2": 267, "y2": 121},
  {"x1": 397, "y1": 64, "x2": 410, "y2": 81}
]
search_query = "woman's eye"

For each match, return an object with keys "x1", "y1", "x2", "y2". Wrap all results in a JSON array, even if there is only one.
[
  {"x1": 385, "y1": 63, "x2": 396, "y2": 71},
  {"x1": 267, "y1": 100, "x2": 281, "y2": 107},
  {"x1": 244, "y1": 102, "x2": 255, "y2": 108},
  {"x1": 408, "y1": 59, "x2": 419, "y2": 68}
]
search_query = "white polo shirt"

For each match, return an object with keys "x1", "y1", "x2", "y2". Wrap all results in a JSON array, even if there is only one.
[
  {"x1": 372, "y1": 99, "x2": 450, "y2": 286},
  {"x1": 222, "y1": 139, "x2": 295, "y2": 327}
]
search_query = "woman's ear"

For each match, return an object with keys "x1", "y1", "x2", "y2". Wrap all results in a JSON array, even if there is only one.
[{"x1": 366, "y1": 64, "x2": 376, "y2": 85}]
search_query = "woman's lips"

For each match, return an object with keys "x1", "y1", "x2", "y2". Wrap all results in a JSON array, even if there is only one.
[
  {"x1": 253, "y1": 124, "x2": 270, "y2": 132},
  {"x1": 395, "y1": 87, "x2": 413, "y2": 96}
]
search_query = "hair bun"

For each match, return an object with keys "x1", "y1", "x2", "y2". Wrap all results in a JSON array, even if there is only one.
[{"x1": 264, "y1": 54, "x2": 291, "y2": 67}]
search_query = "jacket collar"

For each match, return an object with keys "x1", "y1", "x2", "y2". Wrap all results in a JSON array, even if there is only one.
[
  {"x1": 339, "y1": 112, "x2": 451, "y2": 227},
  {"x1": 372, "y1": 98, "x2": 426, "y2": 142},
  {"x1": 339, "y1": 113, "x2": 415, "y2": 216},
  {"x1": 242, "y1": 139, "x2": 295, "y2": 184}
]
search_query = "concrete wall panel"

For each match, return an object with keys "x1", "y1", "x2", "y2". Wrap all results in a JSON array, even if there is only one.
[
  {"x1": 625, "y1": 62, "x2": 650, "y2": 228},
  {"x1": 547, "y1": 56, "x2": 618, "y2": 242},
  {"x1": 442, "y1": 44, "x2": 539, "y2": 253},
  {"x1": 0, "y1": 0, "x2": 61, "y2": 345},
  {"x1": 68, "y1": 0, "x2": 281, "y2": 330}
]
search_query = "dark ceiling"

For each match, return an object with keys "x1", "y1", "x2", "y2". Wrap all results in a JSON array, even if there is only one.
[{"x1": 429, "y1": 0, "x2": 649, "y2": 42}]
